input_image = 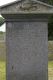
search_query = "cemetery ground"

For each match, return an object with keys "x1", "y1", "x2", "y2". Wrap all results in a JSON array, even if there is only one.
[
  {"x1": 0, "y1": 41, "x2": 53, "y2": 80},
  {"x1": 0, "y1": 42, "x2": 6, "y2": 80}
]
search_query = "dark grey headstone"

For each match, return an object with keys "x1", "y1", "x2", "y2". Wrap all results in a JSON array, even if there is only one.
[
  {"x1": 6, "y1": 21, "x2": 48, "y2": 80},
  {"x1": 0, "y1": 0, "x2": 52, "y2": 80}
]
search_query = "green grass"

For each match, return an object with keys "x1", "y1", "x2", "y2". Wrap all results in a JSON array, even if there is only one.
[
  {"x1": 48, "y1": 61, "x2": 53, "y2": 68},
  {"x1": 0, "y1": 61, "x2": 6, "y2": 80},
  {"x1": 0, "y1": 42, "x2": 6, "y2": 61},
  {"x1": 48, "y1": 61, "x2": 53, "y2": 80},
  {"x1": 48, "y1": 41, "x2": 53, "y2": 61},
  {"x1": 0, "y1": 41, "x2": 6, "y2": 80}
]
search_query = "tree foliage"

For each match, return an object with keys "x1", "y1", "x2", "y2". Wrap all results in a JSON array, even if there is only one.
[
  {"x1": 48, "y1": 0, "x2": 53, "y2": 5},
  {"x1": 48, "y1": 16, "x2": 53, "y2": 40},
  {"x1": 48, "y1": 0, "x2": 53, "y2": 40},
  {"x1": 0, "y1": 17, "x2": 5, "y2": 26}
]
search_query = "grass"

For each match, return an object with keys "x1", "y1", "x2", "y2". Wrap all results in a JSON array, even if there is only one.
[
  {"x1": 48, "y1": 61, "x2": 53, "y2": 80},
  {"x1": 48, "y1": 61, "x2": 53, "y2": 68},
  {"x1": 0, "y1": 42, "x2": 6, "y2": 61},
  {"x1": 0, "y1": 41, "x2": 6, "y2": 80},
  {"x1": 48, "y1": 41, "x2": 53, "y2": 80},
  {"x1": 0, "y1": 61, "x2": 6, "y2": 80},
  {"x1": 48, "y1": 41, "x2": 53, "y2": 61}
]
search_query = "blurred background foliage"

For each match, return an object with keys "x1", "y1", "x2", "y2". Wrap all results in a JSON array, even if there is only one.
[
  {"x1": 48, "y1": 0, "x2": 53, "y2": 40},
  {"x1": 0, "y1": 17, "x2": 5, "y2": 26}
]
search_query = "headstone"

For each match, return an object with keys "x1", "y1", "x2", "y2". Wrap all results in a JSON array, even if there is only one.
[{"x1": 0, "y1": 0, "x2": 53, "y2": 80}]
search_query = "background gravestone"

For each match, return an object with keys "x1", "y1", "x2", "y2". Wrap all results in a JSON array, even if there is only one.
[{"x1": 0, "y1": 0, "x2": 53, "y2": 80}]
